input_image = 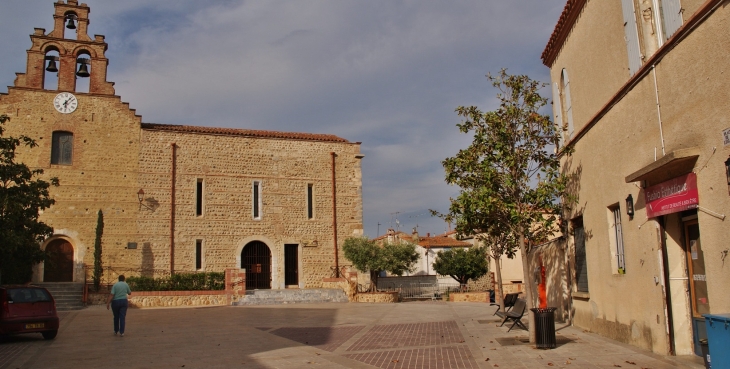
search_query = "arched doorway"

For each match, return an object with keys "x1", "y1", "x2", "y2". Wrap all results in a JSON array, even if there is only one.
[
  {"x1": 45, "y1": 239, "x2": 74, "y2": 282},
  {"x1": 241, "y1": 241, "x2": 271, "y2": 289}
]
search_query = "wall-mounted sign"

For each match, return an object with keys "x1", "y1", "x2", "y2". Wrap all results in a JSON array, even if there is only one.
[
  {"x1": 723, "y1": 127, "x2": 730, "y2": 147},
  {"x1": 645, "y1": 172, "x2": 698, "y2": 218}
]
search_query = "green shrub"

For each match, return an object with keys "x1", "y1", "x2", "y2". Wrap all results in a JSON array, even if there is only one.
[{"x1": 127, "y1": 272, "x2": 225, "y2": 291}]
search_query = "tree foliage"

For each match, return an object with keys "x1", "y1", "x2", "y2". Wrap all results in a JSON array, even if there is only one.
[
  {"x1": 0, "y1": 114, "x2": 59, "y2": 284},
  {"x1": 438, "y1": 70, "x2": 572, "y2": 340},
  {"x1": 342, "y1": 237, "x2": 419, "y2": 292},
  {"x1": 432, "y1": 246, "x2": 488, "y2": 286},
  {"x1": 93, "y1": 209, "x2": 104, "y2": 291}
]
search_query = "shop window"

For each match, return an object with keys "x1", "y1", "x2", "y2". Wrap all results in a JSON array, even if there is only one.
[{"x1": 50, "y1": 131, "x2": 73, "y2": 165}]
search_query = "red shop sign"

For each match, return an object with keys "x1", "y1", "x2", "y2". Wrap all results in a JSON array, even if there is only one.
[{"x1": 645, "y1": 172, "x2": 699, "y2": 218}]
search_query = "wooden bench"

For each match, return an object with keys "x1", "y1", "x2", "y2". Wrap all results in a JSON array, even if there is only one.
[
  {"x1": 492, "y1": 292, "x2": 519, "y2": 316},
  {"x1": 495, "y1": 298, "x2": 528, "y2": 332}
]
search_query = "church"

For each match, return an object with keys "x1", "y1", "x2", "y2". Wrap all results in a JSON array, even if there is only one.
[{"x1": 0, "y1": 0, "x2": 365, "y2": 290}]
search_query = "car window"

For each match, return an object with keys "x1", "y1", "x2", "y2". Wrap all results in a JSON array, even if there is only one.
[{"x1": 7, "y1": 288, "x2": 52, "y2": 303}]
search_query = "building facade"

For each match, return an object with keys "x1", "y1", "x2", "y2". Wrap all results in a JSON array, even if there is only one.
[
  {"x1": 543, "y1": 0, "x2": 729, "y2": 356},
  {"x1": 1, "y1": 0, "x2": 364, "y2": 290}
]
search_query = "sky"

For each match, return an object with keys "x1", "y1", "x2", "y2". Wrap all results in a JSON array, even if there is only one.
[{"x1": 0, "y1": 0, "x2": 565, "y2": 238}]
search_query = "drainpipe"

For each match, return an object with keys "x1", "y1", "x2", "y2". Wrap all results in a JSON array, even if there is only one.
[
  {"x1": 652, "y1": 65, "x2": 666, "y2": 157},
  {"x1": 170, "y1": 142, "x2": 177, "y2": 275},
  {"x1": 330, "y1": 152, "x2": 340, "y2": 278}
]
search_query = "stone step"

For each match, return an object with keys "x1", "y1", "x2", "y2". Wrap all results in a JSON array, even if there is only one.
[
  {"x1": 234, "y1": 288, "x2": 348, "y2": 306},
  {"x1": 33, "y1": 283, "x2": 85, "y2": 311}
]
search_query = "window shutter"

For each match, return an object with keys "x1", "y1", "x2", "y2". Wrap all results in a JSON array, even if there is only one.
[
  {"x1": 552, "y1": 82, "x2": 564, "y2": 148},
  {"x1": 661, "y1": 0, "x2": 683, "y2": 39},
  {"x1": 561, "y1": 70, "x2": 574, "y2": 139},
  {"x1": 621, "y1": 0, "x2": 642, "y2": 76}
]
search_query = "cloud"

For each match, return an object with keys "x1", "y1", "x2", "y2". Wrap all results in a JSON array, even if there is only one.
[{"x1": 0, "y1": 0, "x2": 566, "y2": 238}]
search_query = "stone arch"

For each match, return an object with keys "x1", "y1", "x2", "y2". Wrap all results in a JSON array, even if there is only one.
[
  {"x1": 35, "y1": 232, "x2": 85, "y2": 283},
  {"x1": 42, "y1": 237, "x2": 75, "y2": 282},
  {"x1": 235, "y1": 236, "x2": 279, "y2": 289},
  {"x1": 41, "y1": 41, "x2": 67, "y2": 55},
  {"x1": 71, "y1": 45, "x2": 97, "y2": 59}
]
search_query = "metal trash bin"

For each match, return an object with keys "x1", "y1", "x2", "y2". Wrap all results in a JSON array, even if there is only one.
[
  {"x1": 699, "y1": 339, "x2": 710, "y2": 369},
  {"x1": 704, "y1": 314, "x2": 730, "y2": 369},
  {"x1": 531, "y1": 307, "x2": 557, "y2": 349}
]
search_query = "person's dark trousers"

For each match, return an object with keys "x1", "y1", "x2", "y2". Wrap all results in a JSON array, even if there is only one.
[{"x1": 111, "y1": 299, "x2": 129, "y2": 334}]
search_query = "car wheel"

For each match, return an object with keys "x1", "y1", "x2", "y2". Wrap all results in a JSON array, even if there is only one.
[{"x1": 42, "y1": 330, "x2": 58, "y2": 340}]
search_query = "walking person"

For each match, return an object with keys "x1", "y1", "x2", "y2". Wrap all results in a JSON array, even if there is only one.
[{"x1": 106, "y1": 275, "x2": 132, "y2": 336}]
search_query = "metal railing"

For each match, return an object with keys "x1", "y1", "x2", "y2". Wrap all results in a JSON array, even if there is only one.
[{"x1": 378, "y1": 282, "x2": 468, "y2": 301}]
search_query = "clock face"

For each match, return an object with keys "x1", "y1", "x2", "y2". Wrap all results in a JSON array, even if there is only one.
[{"x1": 53, "y1": 92, "x2": 78, "y2": 114}]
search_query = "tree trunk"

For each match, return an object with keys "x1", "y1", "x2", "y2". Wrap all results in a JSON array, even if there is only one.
[
  {"x1": 493, "y1": 256, "x2": 505, "y2": 313},
  {"x1": 370, "y1": 270, "x2": 378, "y2": 292},
  {"x1": 519, "y1": 233, "x2": 536, "y2": 343}
]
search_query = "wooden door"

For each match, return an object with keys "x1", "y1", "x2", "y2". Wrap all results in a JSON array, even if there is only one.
[{"x1": 44, "y1": 240, "x2": 74, "y2": 282}]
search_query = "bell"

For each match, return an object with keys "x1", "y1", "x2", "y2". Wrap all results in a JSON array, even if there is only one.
[
  {"x1": 76, "y1": 63, "x2": 90, "y2": 78},
  {"x1": 66, "y1": 18, "x2": 76, "y2": 29},
  {"x1": 46, "y1": 59, "x2": 58, "y2": 73}
]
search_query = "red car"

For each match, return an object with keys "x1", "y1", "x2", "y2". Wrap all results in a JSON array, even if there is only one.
[{"x1": 0, "y1": 286, "x2": 59, "y2": 340}]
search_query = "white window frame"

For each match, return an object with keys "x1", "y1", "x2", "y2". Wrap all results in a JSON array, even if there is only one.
[
  {"x1": 608, "y1": 205, "x2": 626, "y2": 274},
  {"x1": 552, "y1": 82, "x2": 564, "y2": 148},
  {"x1": 560, "y1": 69, "x2": 574, "y2": 140}
]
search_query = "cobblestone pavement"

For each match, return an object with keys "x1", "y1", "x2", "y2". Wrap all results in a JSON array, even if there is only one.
[{"x1": 0, "y1": 302, "x2": 705, "y2": 369}]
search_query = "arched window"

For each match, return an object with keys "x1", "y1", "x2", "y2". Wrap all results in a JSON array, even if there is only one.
[
  {"x1": 552, "y1": 82, "x2": 564, "y2": 148},
  {"x1": 43, "y1": 49, "x2": 60, "y2": 91},
  {"x1": 63, "y1": 11, "x2": 78, "y2": 40},
  {"x1": 51, "y1": 131, "x2": 73, "y2": 165},
  {"x1": 560, "y1": 69, "x2": 574, "y2": 140},
  {"x1": 75, "y1": 52, "x2": 91, "y2": 93}
]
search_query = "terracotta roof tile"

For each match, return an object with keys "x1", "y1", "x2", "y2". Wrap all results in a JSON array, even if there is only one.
[
  {"x1": 141, "y1": 123, "x2": 350, "y2": 143},
  {"x1": 541, "y1": 0, "x2": 587, "y2": 67}
]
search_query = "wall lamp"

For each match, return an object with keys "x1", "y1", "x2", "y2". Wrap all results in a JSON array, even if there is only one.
[
  {"x1": 626, "y1": 194, "x2": 635, "y2": 219},
  {"x1": 137, "y1": 189, "x2": 153, "y2": 210}
]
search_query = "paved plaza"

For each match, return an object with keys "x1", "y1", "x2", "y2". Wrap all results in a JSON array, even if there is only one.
[{"x1": 0, "y1": 302, "x2": 704, "y2": 369}]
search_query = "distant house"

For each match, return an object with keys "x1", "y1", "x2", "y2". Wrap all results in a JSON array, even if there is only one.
[{"x1": 373, "y1": 228, "x2": 470, "y2": 276}]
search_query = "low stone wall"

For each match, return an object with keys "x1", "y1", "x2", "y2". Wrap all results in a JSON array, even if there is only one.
[
  {"x1": 449, "y1": 292, "x2": 489, "y2": 302},
  {"x1": 85, "y1": 268, "x2": 246, "y2": 308},
  {"x1": 354, "y1": 291, "x2": 398, "y2": 303},
  {"x1": 129, "y1": 291, "x2": 227, "y2": 308},
  {"x1": 322, "y1": 278, "x2": 358, "y2": 302}
]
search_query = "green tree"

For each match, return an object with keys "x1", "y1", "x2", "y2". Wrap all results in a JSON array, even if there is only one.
[
  {"x1": 439, "y1": 70, "x2": 571, "y2": 342},
  {"x1": 342, "y1": 237, "x2": 420, "y2": 292},
  {"x1": 432, "y1": 246, "x2": 488, "y2": 286},
  {"x1": 93, "y1": 209, "x2": 104, "y2": 291},
  {"x1": 0, "y1": 114, "x2": 59, "y2": 284}
]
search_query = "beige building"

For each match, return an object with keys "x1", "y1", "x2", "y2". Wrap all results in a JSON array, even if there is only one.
[
  {"x1": 543, "y1": 0, "x2": 729, "y2": 357},
  {"x1": 1, "y1": 0, "x2": 364, "y2": 290}
]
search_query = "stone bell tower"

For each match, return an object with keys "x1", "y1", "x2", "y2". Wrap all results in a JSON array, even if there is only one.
[{"x1": 13, "y1": 0, "x2": 115, "y2": 95}]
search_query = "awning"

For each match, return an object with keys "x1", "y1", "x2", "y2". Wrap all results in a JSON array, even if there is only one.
[{"x1": 625, "y1": 147, "x2": 700, "y2": 185}]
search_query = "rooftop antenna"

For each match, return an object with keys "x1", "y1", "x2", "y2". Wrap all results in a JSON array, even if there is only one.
[
  {"x1": 389, "y1": 211, "x2": 401, "y2": 229},
  {"x1": 377, "y1": 222, "x2": 381, "y2": 237}
]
